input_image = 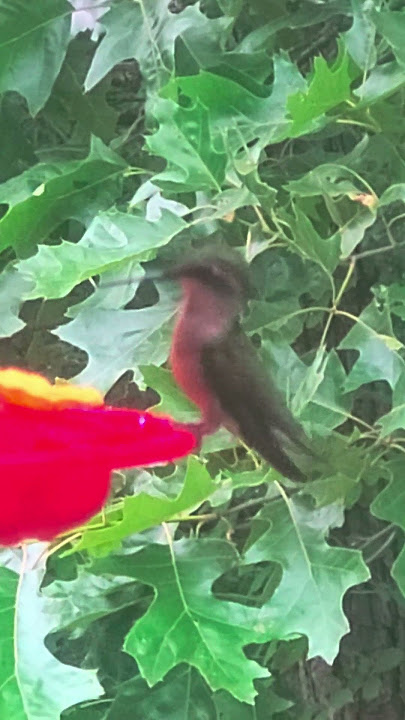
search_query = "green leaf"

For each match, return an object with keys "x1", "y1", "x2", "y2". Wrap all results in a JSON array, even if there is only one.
[
  {"x1": 0, "y1": 136, "x2": 126, "y2": 257},
  {"x1": 287, "y1": 50, "x2": 353, "y2": 136},
  {"x1": 285, "y1": 163, "x2": 376, "y2": 256},
  {"x1": 165, "y1": 58, "x2": 305, "y2": 153},
  {"x1": 56, "y1": 281, "x2": 177, "y2": 391},
  {"x1": 245, "y1": 298, "x2": 304, "y2": 344},
  {"x1": 106, "y1": 666, "x2": 217, "y2": 720},
  {"x1": 303, "y1": 434, "x2": 367, "y2": 507},
  {"x1": 342, "y1": 0, "x2": 376, "y2": 71},
  {"x1": 0, "y1": 0, "x2": 71, "y2": 114},
  {"x1": 290, "y1": 347, "x2": 328, "y2": 418},
  {"x1": 210, "y1": 467, "x2": 273, "y2": 507},
  {"x1": 371, "y1": 459, "x2": 405, "y2": 596},
  {"x1": 140, "y1": 365, "x2": 199, "y2": 422},
  {"x1": 0, "y1": 266, "x2": 33, "y2": 337},
  {"x1": 355, "y1": 61, "x2": 405, "y2": 105},
  {"x1": 379, "y1": 182, "x2": 405, "y2": 206},
  {"x1": 147, "y1": 98, "x2": 227, "y2": 192},
  {"x1": 247, "y1": 250, "x2": 330, "y2": 342},
  {"x1": 377, "y1": 282, "x2": 405, "y2": 323},
  {"x1": 200, "y1": 185, "x2": 259, "y2": 220},
  {"x1": 338, "y1": 299, "x2": 405, "y2": 392},
  {"x1": 41, "y1": 567, "x2": 137, "y2": 633},
  {"x1": 93, "y1": 538, "x2": 269, "y2": 703},
  {"x1": 0, "y1": 566, "x2": 25, "y2": 720},
  {"x1": 304, "y1": 474, "x2": 359, "y2": 508},
  {"x1": 72, "y1": 457, "x2": 217, "y2": 555},
  {"x1": 0, "y1": 93, "x2": 36, "y2": 183},
  {"x1": 263, "y1": 343, "x2": 352, "y2": 433},
  {"x1": 214, "y1": 683, "x2": 293, "y2": 719},
  {"x1": 163, "y1": 71, "x2": 270, "y2": 148},
  {"x1": 139, "y1": 365, "x2": 235, "y2": 455},
  {"x1": 379, "y1": 407, "x2": 405, "y2": 437},
  {"x1": 286, "y1": 164, "x2": 360, "y2": 198},
  {"x1": 263, "y1": 53, "x2": 308, "y2": 141},
  {"x1": 85, "y1": 0, "x2": 227, "y2": 92},
  {"x1": 42, "y1": 35, "x2": 118, "y2": 146},
  {"x1": 372, "y1": 7, "x2": 405, "y2": 68},
  {"x1": 340, "y1": 205, "x2": 376, "y2": 257},
  {"x1": 376, "y1": 336, "x2": 405, "y2": 435},
  {"x1": 0, "y1": 549, "x2": 102, "y2": 720},
  {"x1": 286, "y1": 205, "x2": 341, "y2": 275},
  {"x1": 16, "y1": 208, "x2": 186, "y2": 299},
  {"x1": 245, "y1": 497, "x2": 370, "y2": 663}
]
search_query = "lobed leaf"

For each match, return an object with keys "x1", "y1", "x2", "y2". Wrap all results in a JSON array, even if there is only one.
[
  {"x1": 245, "y1": 497, "x2": 370, "y2": 663},
  {"x1": 17, "y1": 208, "x2": 186, "y2": 299},
  {"x1": 72, "y1": 457, "x2": 217, "y2": 555},
  {"x1": 0, "y1": 136, "x2": 126, "y2": 257},
  {"x1": 93, "y1": 538, "x2": 269, "y2": 704},
  {"x1": 371, "y1": 459, "x2": 405, "y2": 597}
]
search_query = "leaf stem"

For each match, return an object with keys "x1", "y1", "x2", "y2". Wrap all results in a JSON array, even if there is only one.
[
  {"x1": 358, "y1": 240, "x2": 405, "y2": 260},
  {"x1": 14, "y1": 544, "x2": 28, "y2": 698},
  {"x1": 364, "y1": 531, "x2": 397, "y2": 564},
  {"x1": 356, "y1": 523, "x2": 395, "y2": 549},
  {"x1": 319, "y1": 257, "x2": 355, "y2": 347}
]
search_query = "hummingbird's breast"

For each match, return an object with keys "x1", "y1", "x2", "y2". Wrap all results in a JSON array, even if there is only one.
[
  {"x1": 170, "y1": 321, "x2": 224, "y2": 432},
  {"x1": 170, "y1": 281, "x2": 231, "y2": 432}
]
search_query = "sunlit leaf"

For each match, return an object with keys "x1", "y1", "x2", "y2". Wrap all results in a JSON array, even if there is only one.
[
  {"x1": 287, "y1": 50, "x2": 353, "y2": 136},
  {"x1": 165, "y1": 57, "x2": 305, "y2": 152},
  {"x1": 72, "y1": 457, "x2": 217, "y2": 555}
]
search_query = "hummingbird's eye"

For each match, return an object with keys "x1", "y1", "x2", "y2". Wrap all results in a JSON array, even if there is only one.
[
  {"x1": 210, "y1": 264, "x2": 222, "y2": 277},
  {"x1": 211, "y1": 264, "x2": 232, "y2": 286}
]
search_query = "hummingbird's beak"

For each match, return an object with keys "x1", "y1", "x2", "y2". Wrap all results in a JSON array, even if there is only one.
[
  {"x1": 157, "y1": 265, "x2": 185, "y2": 281},
  {"x1": 142, "y1": 269, "x2": 166, "y2": 282},
  {"x1": 90, "y1": 268, "x2": 166, "y2": 291}
]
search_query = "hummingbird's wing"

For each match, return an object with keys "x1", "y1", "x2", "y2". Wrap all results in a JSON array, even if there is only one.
[{"x1": 201, "y1": 324, "x2": 308, "y2": 481}]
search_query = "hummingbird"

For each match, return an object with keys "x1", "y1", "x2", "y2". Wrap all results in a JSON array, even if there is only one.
[{"x1": 164, "y1": 247, "x2": 308, "y2": 481}]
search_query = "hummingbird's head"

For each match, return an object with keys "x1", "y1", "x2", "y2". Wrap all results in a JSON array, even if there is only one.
[
  {"x1": 165, "y1": 247, "x2": 252, "y2": 303},
  {"x1": 165, "y1": 248, "x2": 252, "y2": 341}
]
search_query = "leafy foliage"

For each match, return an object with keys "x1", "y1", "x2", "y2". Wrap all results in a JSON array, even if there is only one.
[
  {"x1": 94, "y1": 539, "x2": 270, "y2": 703},
  {"x1": 2, "y1": 0, "x2": 405, "y2": 718}
]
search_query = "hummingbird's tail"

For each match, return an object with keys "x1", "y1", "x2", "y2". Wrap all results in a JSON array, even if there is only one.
[{"x1": 241, "y1": 423, "x2": 308, "y2": 482}]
